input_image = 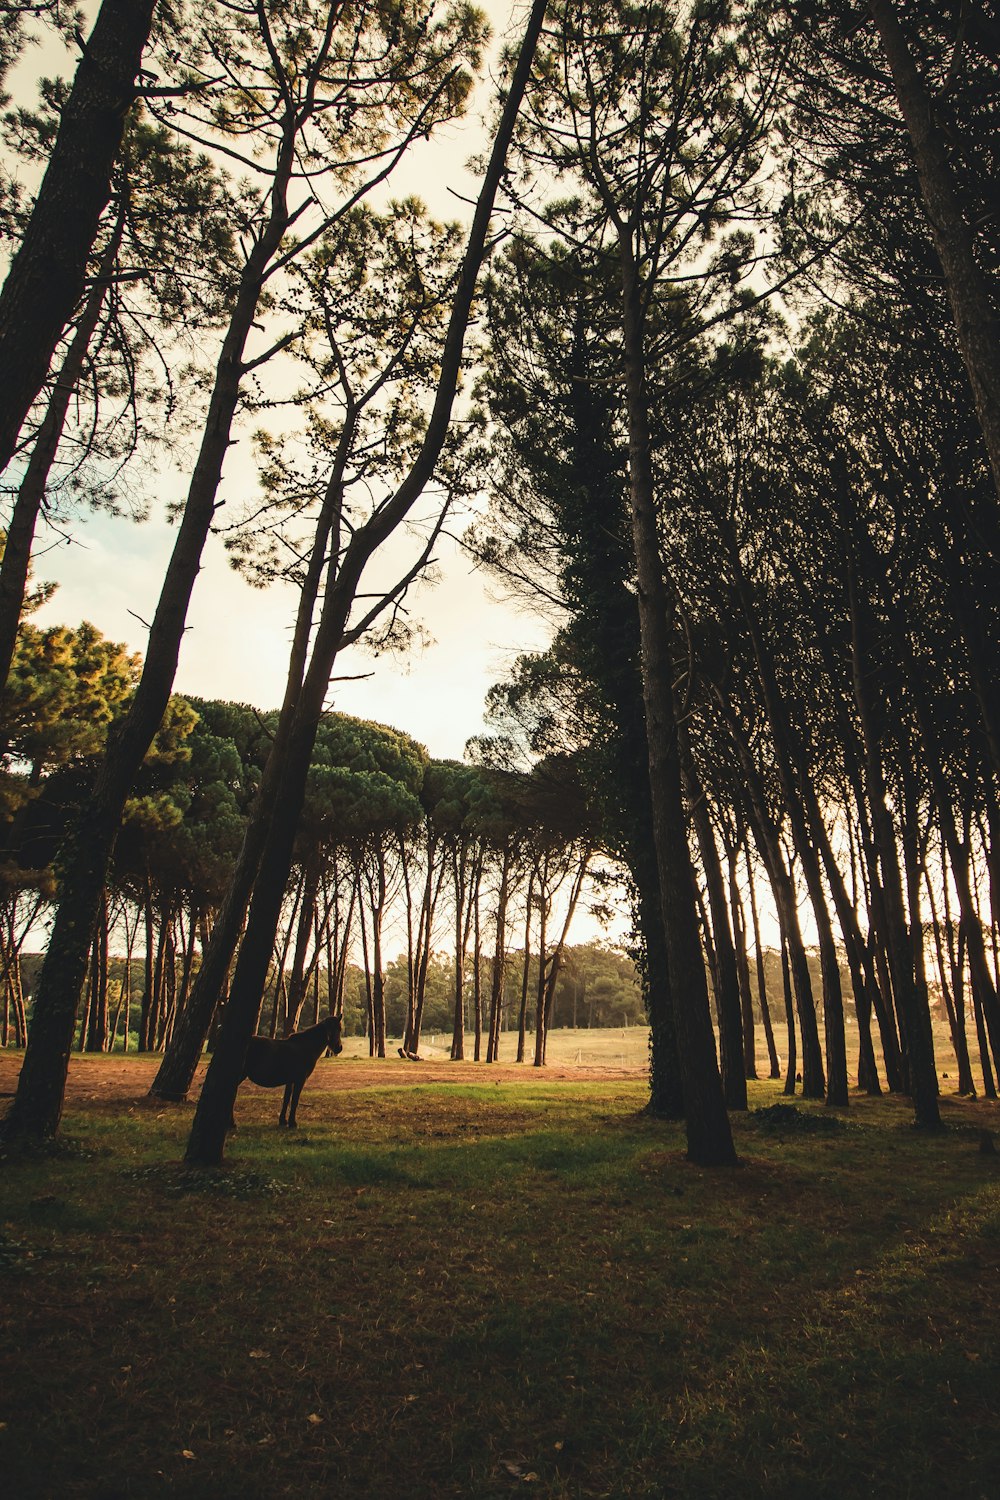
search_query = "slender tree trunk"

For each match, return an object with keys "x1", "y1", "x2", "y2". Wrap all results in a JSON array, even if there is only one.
[
  {"x1": 716, "y1": 696, "x2": 825, "y2": 1097},
  {"x1": 617, "y1": 239, "x2": 735, "y2": 1166},
  {"x1": 869, "y1": 0, "x2": 1000, "y2": 502},
  {"x1": 534, "y1": 849, "x2": 590, "y2": 1068},
  {"x1": 84, "y1": 893, "x2": 109, "y2": 1052},
  {"x1": 745, "y1": 846, "x2": 780, "y2": 1079},
  {"x1": 848, "y1": 560, "x2": 940, "y2": 1127},
  {"x1": 405, "y1": 835, "x2": 445, "y2": 1056},
  {"x1": 927, "y1": 868, "x2": 975, "y2": 1094},
  {"x1": 0, "y1": 207, "x2": 126, "y2": 692},
  {"x1": 517, "y1": 867, "x2": 536, "y2": 1063},
  {"x1": 450, "y1": 843, "x2": 473, "y2": 1060},
  {"x1": 0, "y1": 0, "x2": 157, "y2": 473},
  {"x1": 2, "y1": 119, "x2": 301, "y2": 1139},
  {"x1": 473, "y1": 886, "x2": 483, "y2": 1062},
  {"x1": 720, "y1": 526, "x2": 847, "y2": 1104},
  {"x1": 531, "y1": 881, "x2": 549, "y2": 1068},
  {"x1": 682, "y1": 730, "x2": 747, "y2": 1108},
  {"x1": 359, "y1": 893, "x2": 375, "y2": 1054},
  {"x1": 726, "y1": 849, "x2": 759, "y2": 1083},
  {"x1": 487, "y1": 847, "x2": 512, "y2": 1065},
  {"x1": 779, "y1": 935, "x2": 797, "y2": 1096},
  {"x1": 371, "y1": 871, "x2": 387, "y2": 1060},
  {"x1": 285, "y1": 858, "x2": 321, "y2": 1034},
  {"x1": 182, "y1": 0, "x2": 550, "y2": 1164}
]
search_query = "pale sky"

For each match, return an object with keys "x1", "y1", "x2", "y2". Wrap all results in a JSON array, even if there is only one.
[{"x1": 26, "y1": 0, "x2": 553, "y2": 764}]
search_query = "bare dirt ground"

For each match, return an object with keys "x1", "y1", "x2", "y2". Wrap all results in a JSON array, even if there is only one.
[{"x1": 0, "y1": 1049, "x2": 646, "y2": 1110}]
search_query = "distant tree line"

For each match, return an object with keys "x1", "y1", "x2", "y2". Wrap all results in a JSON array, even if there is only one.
[{"x1": 0, "y1": 632, "x2": 612, "y2": 1060}]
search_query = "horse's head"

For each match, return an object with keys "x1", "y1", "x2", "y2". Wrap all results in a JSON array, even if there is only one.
[{"x1": 325, "y1": 1014, "x2": 344, "y2": 1056}]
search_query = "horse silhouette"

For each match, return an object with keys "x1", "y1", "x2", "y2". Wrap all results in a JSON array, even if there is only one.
[{"x1": 240, "y1": 1014, "x2": 343, "y2": 1127}]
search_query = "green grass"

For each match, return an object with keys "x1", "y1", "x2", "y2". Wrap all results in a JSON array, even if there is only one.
[{"x1": 2, "y1": 1075, "x2": 1000, "y2": 1498}]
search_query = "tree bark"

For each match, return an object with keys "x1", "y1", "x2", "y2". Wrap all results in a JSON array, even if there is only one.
[
  {"x1": 618, "y1": 239, "x2": 735, "y2": 1166},
  {"x1": 745, "y1": 847, "x2": 780, "y2": 1080},
  {"x1": 0, "y1": 0, "x2": 157, "y2": 474},
  {"x1": 183, "y1": 0, "x2": 550, "y2": 1164},
  {"x1": 848, "y1": 558, "x2": 941, "y2": 1127},
  {"x1": 2, "y1": 116, "x2": 299, "y2": 1139},
  {"x1": 713, "y1": 693, "x2": 825, "y2": 1097},
  {"x1": 869, "y1": 0, "x2": 1000, "y2": 503},
  {"x1": 0, "y1": 205, "x2": 126, "y2": 692},
  {"x1": 681, "y1": 730, "x2": 747, "y2": 1109}
]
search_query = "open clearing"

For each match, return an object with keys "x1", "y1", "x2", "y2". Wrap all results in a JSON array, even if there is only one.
[{"x1": 2, "y1": 1048, "x2": 1000, "y2": 1499}]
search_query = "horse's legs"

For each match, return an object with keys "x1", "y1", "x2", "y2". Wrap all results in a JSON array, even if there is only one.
[
  {"x1": 279, "y1": 1083, "x2": 293, "y2": 1127},
  {"x1": 286, "y1": 1080, "x2": 305, "y2": 1128}
]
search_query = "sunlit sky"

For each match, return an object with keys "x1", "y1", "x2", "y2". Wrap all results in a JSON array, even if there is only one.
[{"x1": 27, "y1": 0, "x2": 552, "y2": 764}]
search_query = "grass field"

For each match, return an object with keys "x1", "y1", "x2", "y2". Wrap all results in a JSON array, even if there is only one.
[
  {"x1": 2, "y1": 1052, "x2": 1000, "y2": 1499},
  {"x1": 368, "y1": 1026, "x2": 653, "y2": 1069},
  {"x1": 385, "y1": 1013, "x2": 995, "y2": 1092}
]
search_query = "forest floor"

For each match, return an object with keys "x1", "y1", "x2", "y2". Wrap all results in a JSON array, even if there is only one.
[{"x1": 2, "y1": 1051, "x2": 1000, "y2": 1499}]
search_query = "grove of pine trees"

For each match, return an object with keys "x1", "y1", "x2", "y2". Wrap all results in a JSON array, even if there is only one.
[{"x1": 1, "y1": 0, "x2": 998, "y2": 1166}]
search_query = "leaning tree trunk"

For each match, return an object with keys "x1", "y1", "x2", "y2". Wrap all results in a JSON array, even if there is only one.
[
  {"x1": 182, "y1": 0, "x2": 551, "y2": 1166},
  {"x1": 0, "y1": 206, "x2": 126, "y2": 693},
  {"x1": 618, "y1": 239, "x2": 735, "y2": 1167},
  {"x1": 149, "y1": 391, "x2": 345, "y2": 1098},
  {"x1": 869, "y1": 0, "x2": 1000, "y2": 504},
  {"x1": 534, "y1": 848, "x2": 590, "y2": 1068},
  {"x1": 848, "y1": 558, "x2": 941, "y2": 1128},
  {"x1": 2, "y1": 120, "x2": 300, "y2": 1141},
  {"x1": 745, "y1": 846, "x2": 780, "y2": 1080},
  {"x1": 720, "y1": 525, "x2": 847, "y2": 1105},
  {"x1": 725, "y1": 842, "x2": 759, "y2": 1082},
  {"x1": 926, "y1": 868, "x2": 976, "y2": 1095},
  {"x1": 285, "y1": 858, "x2": 321, "y2": 1034},
  {"x1": 0, "y1": 0, "x2": 157, "y2": 474},
  {"x1": 681, "y1": 728, "x2": 747, "y2": 1109},
  {"x1": 715, "y1": 692, "x2": 825, "y2": 1098}
]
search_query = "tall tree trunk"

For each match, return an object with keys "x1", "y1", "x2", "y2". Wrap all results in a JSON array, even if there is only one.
[
  {"x1": 0, "y1": 206, "x2": 126, "y2": 692},
  {"x1": 84, "y1": 893, "x2": 109, "y2": 1052},
  {"x1": 869, "y1": 0, "x2": 1000, "y2": 503},
  {"x1": 745, "y1": 845, "x2": 780, "y2": 1080},
  {"x1": 285, "y1": 858, "x2": 321, "y2": 1034},
  {"x1": 182, "y1": 0, "x2": 550, "y2": 1164},
  {"x1": 517, "y1": 865, "x2": 536, "y2": 1064},
  {"x1": 0, "y1": 0, "x2": 157, "y2": 473},
  {"x1": 531, "y1": 879, "x2": 549, "y2": 1068},
  {"x1": 2, "y1": 116, "x2": 301, "y2": 1140},
  {"x1": 618, "y1": 239, "x2": 735, "y2": 1166},
  {"x1": 473, "y1": 885, "x2": 483, "y2": 1062},
  {"x1": 450, "y1": 843, "x2": 475, "y2": 1060},
  {"x1": 405, "y1": 835, "x2": 445, "y2": 1056},
  {"x1": 486, "y1": 847, "x2": 513, "y2": 1064},
  {"x1": 637, "y1": 872, "x2": 684, "y2": 1119},
  {"x1": 848, "y1": 558, "x2": 941, "y2": 1127},
  {"x1": 926, "y1": 866, "x2": 975, "y2": 1095},
  {"x1": 779, "y1": 935, "x2": 797, "y2": 1096},
  {"x1": 719, "y1": 525, "x2": 847, "y2": 1105},
  {"x1": 682, "y1": 730, "x2": 747, "y2": 1108},
  {"x1": 714, "y1": 695, "x2": 825, "y2": 1097},
  {"x1": 725, "y1": 845, "x2": 759, "y2": 1082},
  {"x1": 534, "y1": 849, "x2": 590, "y2": 1068}
]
